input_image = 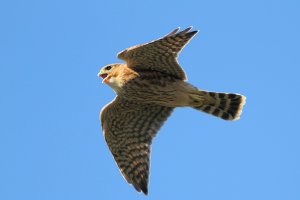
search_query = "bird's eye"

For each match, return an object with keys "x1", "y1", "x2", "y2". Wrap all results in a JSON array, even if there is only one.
[{"x1": 105, "y1": 66, "x2": 112, "y2": 71}]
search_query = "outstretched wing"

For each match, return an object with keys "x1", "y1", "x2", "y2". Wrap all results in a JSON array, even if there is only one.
[
  {"x1": 100, "y1": 96, "x2": 174, "y2": 195},
  {"x1": 117, "y1": 27, "x2": 198, "y2": 80}
]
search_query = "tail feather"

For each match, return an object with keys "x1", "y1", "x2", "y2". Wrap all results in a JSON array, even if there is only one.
[{"x1": 193, "y1": 91, "x2": 246, "y2": 120}]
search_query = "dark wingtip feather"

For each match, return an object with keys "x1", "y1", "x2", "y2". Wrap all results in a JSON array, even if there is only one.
[
  {"x1": 140, "y1": 180, "x2": 148, "y2": 195},
  {"x1": 182, "y1": 26, "x2": 193, "y2": 33},
  {"x1": 142, "y1": 188, "x2": 148, "y2": 195},
  {"x1": 132, "y1": 177, "x2": 149, "y2": 195},
  {"x1": 176, "y1": 26, "x2": 198, "y2": 39},
  {"x1": 186, "y1": 30, "x2": 199, "y2": 37},
  {"x1": 168, "y1": 26, "x2": 199, "y2": 37},
  {"x1": 165, "y1": 27, "x2": 180, "y2": 37},
  {"x1": 133, "y1": 184, "x2": 141, "y2": 192}
]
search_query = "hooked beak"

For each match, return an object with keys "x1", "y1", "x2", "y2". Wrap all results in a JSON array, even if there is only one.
[
  {"x1": 99, "y1": 73, "x2": 108, "y2": 79},
  {"x1": 98, "y1": 72, "x2": 110, "y2": 83}
]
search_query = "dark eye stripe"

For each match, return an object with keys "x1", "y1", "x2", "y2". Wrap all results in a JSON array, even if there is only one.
[{"x1": 105, "y1": 66, "x2": 112, "y2": 70}]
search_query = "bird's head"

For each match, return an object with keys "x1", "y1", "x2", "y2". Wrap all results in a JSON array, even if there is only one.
[{"x1": 98, "y1": 63, "x2": 125, "y2": 91}]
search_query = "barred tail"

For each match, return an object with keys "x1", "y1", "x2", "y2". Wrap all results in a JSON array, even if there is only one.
[{"x1": 193, "y1": 91, "x2": 246, "y2": 120}]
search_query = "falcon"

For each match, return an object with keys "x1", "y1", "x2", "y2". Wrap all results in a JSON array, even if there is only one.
[{"x1": 98, "y1": 27, "x2": 246, "y2": 195}]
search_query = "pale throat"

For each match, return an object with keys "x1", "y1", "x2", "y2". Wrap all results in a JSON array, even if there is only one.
[{"x1": 107, "y1": 76, "x2": 123, "y2": 93}]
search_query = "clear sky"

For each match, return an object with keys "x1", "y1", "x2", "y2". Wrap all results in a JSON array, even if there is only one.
[{"x1": 1, "y1": 0, "x2": 300, "y2": 199}]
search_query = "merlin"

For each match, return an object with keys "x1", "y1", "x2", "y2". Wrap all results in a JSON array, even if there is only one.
[{"x1": 98, "y1": 27, "x2": 246, "y2": 195}]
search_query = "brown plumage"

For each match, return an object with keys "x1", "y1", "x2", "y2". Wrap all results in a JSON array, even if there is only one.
[{"x1": 98, "y1": 27, "x2": 246, "y2": 195}]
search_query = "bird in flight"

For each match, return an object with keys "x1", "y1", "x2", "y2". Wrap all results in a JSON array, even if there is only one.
[{"x1": 98, "y1": 27, "x2": 246, "y2": 195}]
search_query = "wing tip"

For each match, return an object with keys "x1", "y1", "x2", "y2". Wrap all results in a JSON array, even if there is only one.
[
  {"x1": 132, "y1": 179, "x2": 149, "y2": 195},
  {"x1": 174, "y1": 26, "x2": 199, "y2": 37},
  {"x1": 187, "y1": 30, "x2": 199, "y2": 37},
  {"x1": 182, "y1": 26, "x2": 193, "y2": 33},
  {"x1": 140, "y1": 178, "x2": 149, "y2": 195},
  {"x1": 165, "y1": 26, "x2": 200, "y2": 37},
  {"x1": 165, "y1": 27, "x2": 180, "y2": 37}
]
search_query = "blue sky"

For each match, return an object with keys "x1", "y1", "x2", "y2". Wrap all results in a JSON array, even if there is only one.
[{"x1": 1, "y1": 0, "x2": 300, "y2": 199}]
